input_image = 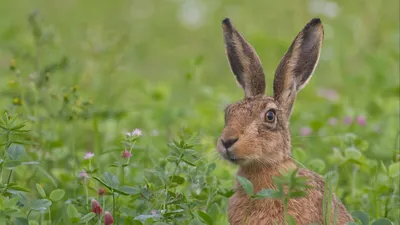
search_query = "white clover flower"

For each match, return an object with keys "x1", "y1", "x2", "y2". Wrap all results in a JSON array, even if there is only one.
[
  {"x1": 131, "y1": 128, "x2": 142, "y2": 137},
  {"x1": 125, "y1": 128, "x2": 142, "y2": 137}
]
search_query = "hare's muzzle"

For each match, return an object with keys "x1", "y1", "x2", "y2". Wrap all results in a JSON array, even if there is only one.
[{"x1": 218, "y1": 136, "x2": 243, "y2": 164}]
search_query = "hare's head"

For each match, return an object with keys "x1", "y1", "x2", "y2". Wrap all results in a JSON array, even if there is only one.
[{"x1": 217, "y1": 18, "x2": 324, "y2": 167}]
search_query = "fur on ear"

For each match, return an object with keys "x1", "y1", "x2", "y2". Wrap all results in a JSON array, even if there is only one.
[
  {"x1": 222, "y1": 18, "x2": 266, "y2": 98},
  {"x1": 273, "y1": 18, "x2": 324, "y2": 116}
]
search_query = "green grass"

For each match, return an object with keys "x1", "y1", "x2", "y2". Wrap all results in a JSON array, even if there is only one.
[{"x1": 0, "y1": 0, "x2": 399, "y2": 224}]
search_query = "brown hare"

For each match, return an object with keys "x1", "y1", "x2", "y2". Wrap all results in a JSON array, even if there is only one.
[{"x1": 217, "y1": 18, "x2": 354, "y2": 225}]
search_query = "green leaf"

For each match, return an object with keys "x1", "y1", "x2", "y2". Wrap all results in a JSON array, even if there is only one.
[
  {"x1": 7, "y1": 144, "x2": 25, "y2": 161},
  {"x1": 93, "y1": 177, "x2": 129, "y2": 195},
  {"x1": 207, "y1": 163, "x2": 216, "y2": 174},
  {"x1": 197, "y1": 211, "x2": 213, "y2": 225},
  {"x1": 217, "y1": 188, "x2": 235, "y2": 198},
  {"x1": 4, "y1": 160, "x2": 21, "y2": 168},
  {"x1": 287, "y1": 215, "x2": 296, "y2": 225},
  {"x1": 153, "y1": 223, "x2": 169, "y2": 225},
  {"x1": 164, "y1": 209, "x2": 184, "y2": 218},
  {"x1": 36, "y1": 184, "x2": 46, "y2": 198},
  {"x1": 351, "y1": 211, "x2": 369, "y2": 225},
  {"x1": 4, "y1": 197, "x2": 19, "y2": 209},
  {"x1": 292, "y1": 147, "x2": 305, "y2": 162},
  {"x1": 166, "y1": 156, "x2": 178, "y2": 162},
  {"x1": 132, "y1": 220, "x2": 143, "y2": 225},
  {"x1": 308, "y1": 159, "x2": 326, "y2": 173},
  {"x1": 388, "y1": 162, "x2": 400, "y2": 178},
  {"x1": 371, "y1": 218, "x2": 393, "y2": 225},
  {"x1": 103, "y1": 172, "x2": 120, "y2": 189},
  {"x1": 170, "y1": 175, "x2": 185, "y2": 185},
  {"x1": 237, "y1": 176, "x2": 254, "y2": 196},
  {"x1": 134, "y1": 214, "x2": 161, "y2": 222},
  {"x1": 49, "y1": 189, "x2": 65, "y2": 201},
  {"x1": 120, "y1": 206, "x2": 136, "y2": 217},
  {"x1": 30, "y1": 199, "x2": 51, "y2": 211},
  {"x1": 189, "y1": 219, "x2": 203, "y2": 225},
  {"x1": 207, "y1": 203, "x2": 220, "y2": 219},
  {"x1": 79, "y1": 212, "x2": 96, "y2": 223},
  {"x1": 118, "y1": 186, "x2": 140, "y2": 195},
  {"x1": 288, "y1": 191, "x2": 308, "y2": 198},
  {"x1": 7, "y1": 185, "x2": 30, "y2": 192},
  {"x1": 17, "y1": 193, "x2": 30, "y2": 206},
  {"x1": 181, "y1": 158, "x2": 196, "y2": 166},
  {"x1": 67, "y1": 204, "x2": 80, "y2": 223},
  {"x1": 30, "y1": 199, "x2": 52, "y2": 211},
  {"x1": 344, "y1": 147, "x2": 362, "y2": 160},
  {"x1": 13, "y1": 217, "x2": 29, "y2": 225},
  {"x1": 255, "y1": 189, "x2": 281, "y2": 199}
]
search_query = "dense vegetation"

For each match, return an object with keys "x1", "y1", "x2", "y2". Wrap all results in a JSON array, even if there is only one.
[{"x1": 0, "y1": 0, "x2": 398, "y2": 224}]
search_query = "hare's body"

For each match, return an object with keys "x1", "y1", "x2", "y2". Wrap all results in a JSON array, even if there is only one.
[
  {"x1": 229, "y1": 161, "x2": 353, "y2": 225},
  {"x1": 217, "y1": 18, "x2": 354, "y2": 224}
]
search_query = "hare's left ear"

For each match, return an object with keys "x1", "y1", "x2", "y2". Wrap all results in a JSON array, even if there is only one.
[{"x1": 273, "y1": 18, "x2": 324, "y2": 117}]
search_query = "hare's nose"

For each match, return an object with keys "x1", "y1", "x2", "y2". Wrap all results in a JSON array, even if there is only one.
[{"x1": 221, "y1": 137, "x2": 238, "y2": 149}]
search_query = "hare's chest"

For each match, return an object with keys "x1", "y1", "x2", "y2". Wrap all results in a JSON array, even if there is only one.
[{"x1": 228, "y1": 193, "x2": 284, "y2": 225}]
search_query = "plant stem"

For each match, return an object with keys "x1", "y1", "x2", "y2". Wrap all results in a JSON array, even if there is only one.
[
  {"x1": 48, "y1": 208, "x2": 52, "y2": 225},
  {"x1": 26, "y1": 210, "x2": 32, "y2": 219},
  {"x1": 2, "y1": 170, "x2": 13, "y2": 193},
  {"x1": 99, "y1": 196, "x2": 105, "y2": 225},
  {"x1": 0, "y1": 130, "x2": 11, "y2": 184},
  {"x1": 112, "y1": 191, "x2": 116, "y2": 223},
  {"x1": 126, "y1": 140, "x2": 135, "y2": 165},
  {"x1": 283, "y1": 197, "x2": 289, "y2": 225},
  {"x1": 84, "y1": 182, "x2": 89, "y2": 210},
  {"x1": 121, "y1": 165, "x2": 125, "y2": 185}
]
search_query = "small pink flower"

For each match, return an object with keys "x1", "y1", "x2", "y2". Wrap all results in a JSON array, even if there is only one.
[
  {"x1": 84, "y1": 152, "x2": 94, "y2": 160},
  {"x1": 356, "y1": 115, "x2": 366, "y2": 126},
  {"x1": 327, "y1": 117, "x2": 338, "y2": 126},
  {"x1": 91, "y1": 199, "x2": 102, "y2": 215},
  {"x1": 104, "y1": 211, "x2": 114, "y2": 225},
  {"x1": 151, "y1": 210, "x2": 157, "y2": 216},
  {"x1": 121, "y1": 149, "x2": 132, "y2": 159},
  {"x1": 317, "y1": 88, "x2": 339, "y2": 101},
  {"x1": 300, "y1": 127, "x2": 312, "y2": 136},
  {"x1": 79, "y1": 170, "x2": 89, "y2": 179},
  {"x1": 343, "y1": 116, "x2": 353, "y2": 125}
]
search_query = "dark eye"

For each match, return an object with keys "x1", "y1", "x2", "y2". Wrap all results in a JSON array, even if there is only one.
[{"x1": 265, "y1": 110, "x2": 275, "y2": 122}]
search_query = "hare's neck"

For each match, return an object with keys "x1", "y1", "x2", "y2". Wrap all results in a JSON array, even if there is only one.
[{"x1": 236, "y1": 160, "x2": 296, "y2": 193}]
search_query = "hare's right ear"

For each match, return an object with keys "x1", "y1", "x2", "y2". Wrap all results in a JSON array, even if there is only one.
[
  {"x1": 222, "y1": 18, "x2": 266, "y2": 98},
  {"x1": 273, "y1": 18, "x2": 324, "y2": 117}
]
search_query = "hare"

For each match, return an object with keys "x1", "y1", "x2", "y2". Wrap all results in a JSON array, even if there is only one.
[{"x1": 217, "y1": 18, "x2": 354, "y2": 225}]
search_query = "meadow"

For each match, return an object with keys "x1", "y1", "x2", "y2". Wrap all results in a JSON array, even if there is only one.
[{"x1": 0, "y1": 0, "x2": 399, "y2": 224}]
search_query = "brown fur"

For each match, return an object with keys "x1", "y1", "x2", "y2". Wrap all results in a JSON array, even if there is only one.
[{"x1": 217, "y1": 18, "x2": 354, "y2": 225}]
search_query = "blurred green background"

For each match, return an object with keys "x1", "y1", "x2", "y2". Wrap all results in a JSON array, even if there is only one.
[
  {"x1": 1, "y1": 0, "x2": 398, "y2": 153},
  {"x1": 0, "y1": 0, "x2": 399, "y2": 224}
]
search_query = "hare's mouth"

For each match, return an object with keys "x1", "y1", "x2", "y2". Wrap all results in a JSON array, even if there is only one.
[
  {"x1": 228, "y1": 157, "x2": 244, "y2": 164},
  {"x1": 225, "y1": 154, "x2": 245, "y2": 164}
]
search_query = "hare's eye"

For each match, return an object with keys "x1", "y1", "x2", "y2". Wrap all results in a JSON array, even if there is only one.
[{"x1": 265, "y1": 110, "x2": 275, "y2": 122}]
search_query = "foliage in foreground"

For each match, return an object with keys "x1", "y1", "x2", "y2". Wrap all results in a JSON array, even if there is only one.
[{"x1": 0, "y1": 5, "x2": 399, "y2": 225}]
